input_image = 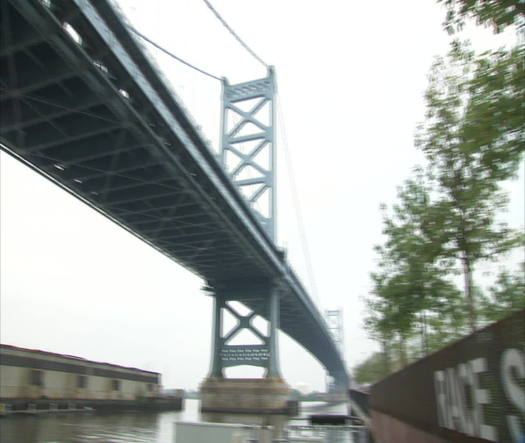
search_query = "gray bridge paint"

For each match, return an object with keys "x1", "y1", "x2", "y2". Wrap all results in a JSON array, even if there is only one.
[{"x1": 0, "y1": 0, "x2": 349, "y2": 390}]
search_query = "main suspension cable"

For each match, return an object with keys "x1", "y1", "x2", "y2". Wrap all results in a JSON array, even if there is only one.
[
  {"x1": 128, "y1": 26, "x2": 223, "y2": 81},
  {"x1": 201, "y1": 0, "x2": 268, "y2": 68}
]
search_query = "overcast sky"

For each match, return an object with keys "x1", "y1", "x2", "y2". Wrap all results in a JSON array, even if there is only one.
[{"x1": 1, "y1": 0, "x2": 523, "y2": 392}]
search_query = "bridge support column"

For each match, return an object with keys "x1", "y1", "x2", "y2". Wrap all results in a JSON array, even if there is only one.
[
  {"x1": 267, "y1": 287, "x2": 280, "y2": 378},
  {"x1": 209, "y1": 294, "x2": 225, "y2": 378},
  {"x1": 201, "y1": 284, "x2": 290, "y2": 420}
]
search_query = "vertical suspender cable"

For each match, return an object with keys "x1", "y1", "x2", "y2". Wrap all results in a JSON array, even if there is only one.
[{"x1": 277, "y1": 95, "x2": 320, "y2": 305}]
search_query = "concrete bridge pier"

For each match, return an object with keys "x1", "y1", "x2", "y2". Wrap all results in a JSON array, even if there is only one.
[{"x1": 200, "y1": 283, "x2": 290, "y2": 418}]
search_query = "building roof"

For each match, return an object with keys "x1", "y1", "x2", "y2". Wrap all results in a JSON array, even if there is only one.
[{"x1": 0, "y1": 344, "x2": 159, "y2": 375}]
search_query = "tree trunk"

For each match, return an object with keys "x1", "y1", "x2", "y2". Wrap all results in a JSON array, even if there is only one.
[
  {"x1": 381, "y1": 336, "x2": 391, "y2": 373},
  {"x1": 399, "y1": 336, "x2": 408, "y2": 367},
  {"x1": 420, "y1": 310, "x2": 429, "y2": 356},
  {"x1": 461, "y1": 253, "x2": 477, "y2": 332}
]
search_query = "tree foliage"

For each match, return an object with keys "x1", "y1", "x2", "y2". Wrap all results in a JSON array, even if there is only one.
[
  {"x1": 416, "y1": 42, "x2": 524, "y2": 330},
  {"x1": 361, "y1": 2, "x2": 524, "y2": 376},
  {"x1": 365, "y1": 174, "x2": 464, "y2": 365},
  {"x1": 480, "y1": 263, "x2": 525, "y2": 322},
  {"x1": 437, "y1": 0, "x2": 525, "y2": 34},
  {"x1": 364, "y1": 43, "x2": 523, "y2": 367},
  {"x1": 419, "y1": 43, "x2": 524, "y2": 183},
  {"x1": 352, "y1": 352, "x2": 392, "y2": 385}
]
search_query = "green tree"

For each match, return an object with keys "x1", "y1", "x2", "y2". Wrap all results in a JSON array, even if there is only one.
[
  {"x1": 424, "y1": 286, "x2": 469, "y2": 349},
  {"x1": 365, "y1": 174, "x2": 463, "y2": 360},
  {"x1": 363, "y1": 298, "x2": 392, "y2": 373},
  {"x1": 480, "y1": 263, "x2": 525, "y2": 322},
  {"x1": 416, "y1": 43, "x2": 524, "y2": 332},
  {"x1": 437, "y1": 0, "x2": 525, "y2": 34},
  {"x1": 352, "y1": 352, "x2": 395, "y2": 385},
  {"x1": 366, "y1": 273, "x2": 413, "y2": 367}
]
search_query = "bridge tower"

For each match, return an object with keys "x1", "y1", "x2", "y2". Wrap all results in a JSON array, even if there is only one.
[
  {"x1": 220, "y1": 67, "x2": 276, "y2": 240},
  {"x1": 200, "y1": 69, "x2": 290, "y2": 421},
  {"x1": 324, "y1": 309, "x2": 348, "y2": 393}
]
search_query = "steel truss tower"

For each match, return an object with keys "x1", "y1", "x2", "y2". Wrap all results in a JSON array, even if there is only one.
[
  {"x1": 220, "y1": 67, "x2": 276, "y2": 240},
  {"x1": 325, "y1": 309, "x2": 345, "y2": 392},
  {"x1": 208, "y1": 68, "x2": 281, "y2": 379}
]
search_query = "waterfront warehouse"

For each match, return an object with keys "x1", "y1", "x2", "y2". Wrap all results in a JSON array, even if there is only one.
[{"x1": 0, "y1": 344, "x2": 160, "y2": 402}]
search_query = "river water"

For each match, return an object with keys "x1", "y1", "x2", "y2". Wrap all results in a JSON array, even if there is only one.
[{"x1": 0, "y1": 399, "x2": 356, "y2": 442}]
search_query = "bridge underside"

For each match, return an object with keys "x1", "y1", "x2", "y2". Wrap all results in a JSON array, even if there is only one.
[
  {"x1": 0, "y1": 0, "x2": 349, "y2": 389},
  {"x1": 0, "y1": 0, "x2": 267, "y2": 284}
]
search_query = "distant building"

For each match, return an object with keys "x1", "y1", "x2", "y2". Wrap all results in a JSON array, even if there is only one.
[{"x1": 0, "y1": 344, "x2": 160, "y2": 401}]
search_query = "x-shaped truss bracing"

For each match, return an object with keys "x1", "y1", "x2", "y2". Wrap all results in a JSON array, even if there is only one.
[
  {"x1": 220, "y1": 303, "x2": 270, "y2": 369},
  {"x1": 221, "y1": 68, "x2": 276, "y2": 240},
  {"x1": 209, "y1": 287, "x2": 281, "y2": 378}
]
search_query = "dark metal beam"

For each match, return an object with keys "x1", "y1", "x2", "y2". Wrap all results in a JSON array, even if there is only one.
[
  {"x1": 98, "y1": 187, "x2": 179, "y2": 206},
  {"x1": 0, "y1": 34, "x2": 44, "y2": 57},
  {"x1": 0, "y1": 95, "x2": 110, "y2": 132},
  {"x1": 17, "y1": 120, "x2": 125, "y2": 152}
]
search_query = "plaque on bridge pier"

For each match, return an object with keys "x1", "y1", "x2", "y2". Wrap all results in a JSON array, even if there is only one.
[{"x1": 219, "y1": 345, "x2": 270, "y2": 367}]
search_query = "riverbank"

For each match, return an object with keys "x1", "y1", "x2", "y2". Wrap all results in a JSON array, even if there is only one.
[{"x1": 0, "y1": 396, "x2": 183, "y2": 416}]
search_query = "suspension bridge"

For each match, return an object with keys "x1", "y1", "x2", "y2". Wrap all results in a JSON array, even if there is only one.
[{"x1": 0, "y1": 0, "x2": 350, "y2": 406}]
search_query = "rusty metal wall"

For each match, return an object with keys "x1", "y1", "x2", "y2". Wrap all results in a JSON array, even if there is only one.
[{"x1": 369, "y1": 309, "x2": 525, "y2": 443}]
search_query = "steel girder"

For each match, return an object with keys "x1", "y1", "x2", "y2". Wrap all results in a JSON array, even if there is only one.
[{"x1": 0, "y1": 0, "x2": 349, "y2": 389}]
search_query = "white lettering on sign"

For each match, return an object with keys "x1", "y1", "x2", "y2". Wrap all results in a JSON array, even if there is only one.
[
  {"x1": 220, "y1": 347, "x2": 269, "y2": 362},
  {"x1": 434, "y1": 357, "x2": 497, "y2": 441},
  {"x1": 471, "y1": 358, "x2": 497, "y2": 441},
  {"x1": 434, "y1": 348, "x2": 525, "y2": 442},
  {"x1": 458, "y1": 363, "x2": 474, "y2": 436},
  {"x1": 501, "y1": 348, "x2": 525, "y2": 442}
]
